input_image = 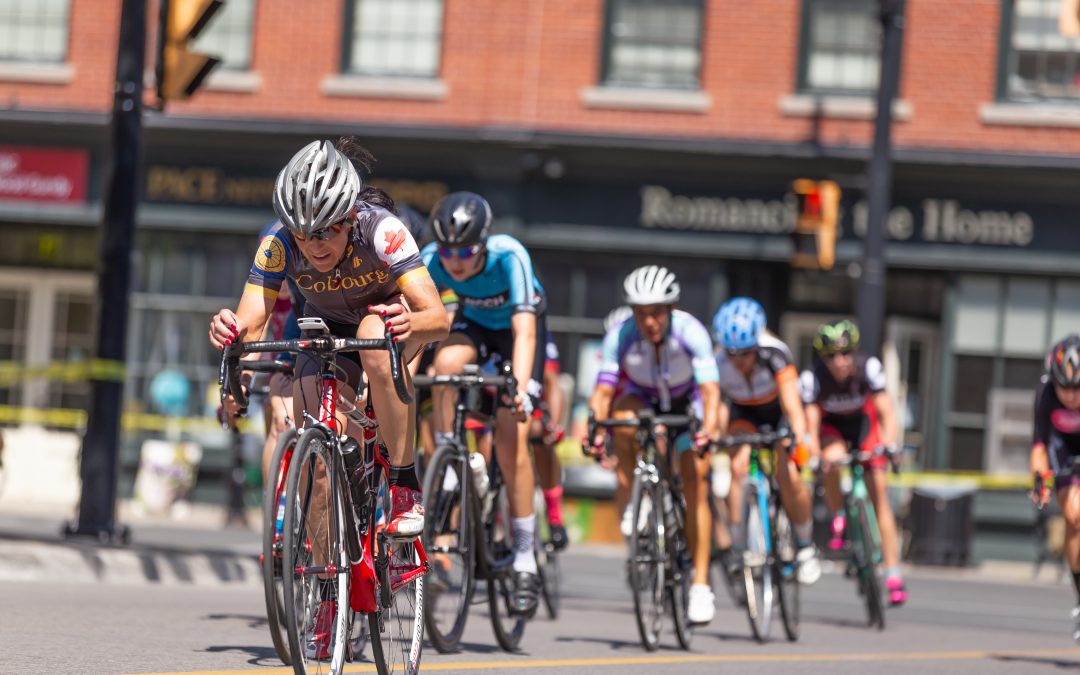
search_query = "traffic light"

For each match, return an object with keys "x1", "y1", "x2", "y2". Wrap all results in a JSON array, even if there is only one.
[
  {"x1": 791, "y1": 179, "x2": 840, "y2": 270},
  {"x1": 1062, "y1": 0, "x2": 1080, "y2": 37},
  {"x1": 156, "y1": 0, "x2": 223, "y2": 102}
]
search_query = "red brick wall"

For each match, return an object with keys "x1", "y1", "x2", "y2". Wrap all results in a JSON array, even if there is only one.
[{"x1": 7, "y1": 0, "x2": 1080, "y2": 156}]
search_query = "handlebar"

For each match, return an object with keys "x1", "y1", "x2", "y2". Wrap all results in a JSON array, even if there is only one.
[
  {"x1": 583, "y1": 408, "x2": 699, "y2": 460},
  {"x1": 219, "y1": 327, "x2": 411, "y2": 412},
  {"x1": 412, "y1": 360, "x2": 518, "y2": 409},
  {"x1": 828, "y1": 443, "x2": 904, "y2": 474},
  {"x1": 709, "y1": 428, "x2": 793, "y2": 452}
]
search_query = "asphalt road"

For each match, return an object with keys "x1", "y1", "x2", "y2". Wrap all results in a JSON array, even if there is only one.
[{"x1": 3, "y1": 543, "x2": 1079, "y2": 675}]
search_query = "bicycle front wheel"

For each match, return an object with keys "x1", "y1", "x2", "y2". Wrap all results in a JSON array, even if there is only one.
[
  {"x1": 853, "y1": 500, "x2": 885, "y2": 631},
  {"x1": 742, "y1": 484, "x2": 773, "y2": 643},
  {"x1": 665, "y1": 487, "x2": 693, "y2": 650},
  {"x1": 282, "y1": 427, "x2": 350, "y2": 675},
  {"x1": 262, "y1": 427, "x2": 298, "y2": 665},
  {"x1": 628, "y1": 473, "x2": 663, "y2": 651},
  {"x1": 487, "y1": 478, "x2": 527, "y2": 652},
  {"x1": 773, "y1": 506, "x2": 800, "y2": 641},
  {"x1": 421, "y1": 444, "x2": 475, "y2": 653},
  {"x1": 368, "y1": 533, "x2": 425, "y2": 675},
  {"x1": 534, "y1": 486, "x2": 561, "y2": 620}
]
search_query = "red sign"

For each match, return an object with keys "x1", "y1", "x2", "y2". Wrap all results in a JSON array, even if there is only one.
[{"x1": 0, "y1": 146, "x2": 88, "y2": 205}]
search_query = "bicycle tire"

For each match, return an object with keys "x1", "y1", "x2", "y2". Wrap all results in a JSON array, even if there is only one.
[
  {"x1": 742, "y1": 482, "x2": 773, "y2": 643},
  {"x1": 853, "y1": 500, "x2": 885, "y2": 631},
  {"x1": 421, "y1": 444, "x2": 475, "y2": 653},
  {"x1": 628, "y1": 473, "x2": 663, "y2": 651},
  {"x1": 487, "y1": 478, "x2": 526, "y2": 652},
  {"x1": 533, "y1": 486, "x2": 561, "y2": 620},
  {"x1": 282, "y1": 427, "x2": 350, "y2": 675},
  {"x1": 262, "y1": 427, "x2": 298, "y2": 666},
  {"x1": 773, "y1": 505, "x2": 800, "y2": 641},
  {"x1": 665, "y1": 485, "x2": 693, "y2": 650},
  {"x1": 368, "y1": 532, "x2": 425, "y2": 675}
]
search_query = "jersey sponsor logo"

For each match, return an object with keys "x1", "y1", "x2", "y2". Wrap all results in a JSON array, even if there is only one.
[
  {"x1": 295, "y1": 269, "x2": 390, "y2": 294},
  {"x1": 255, "y1": 235, "x2": 286, "y2": 273},
  {"x1": 1052, "y1": 408, "x2": 1080, "y2": 434},
  {"x1": 461, "y1": 292, "x2": 509, "y2": 309},
  {"x1": 375, "y1": 217, "x2": 419, "y2": 267}
]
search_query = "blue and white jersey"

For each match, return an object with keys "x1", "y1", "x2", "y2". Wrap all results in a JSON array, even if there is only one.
[
  {"x1": 596, "y1": 309, "x2": 719, "y2": 411},
  {"x1": 421, "y1": 234, "x2": 546, "y2": 331}
]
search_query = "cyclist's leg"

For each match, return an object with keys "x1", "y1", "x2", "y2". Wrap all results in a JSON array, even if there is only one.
[
  {"x1": 612, "y1": 393, "x2": 648, "y2": 534},
  {"x1": 1057, "y1": 477, "x2": 1080, "y2": 639},
  {"x1": 262, "y1": 371, "x2": 293, "y2": 482},
  {"x1": 432, "y1": 332, "x2": 480, "y2": 439},
  {"x1": 678, "y1": 435, "x2": 712, "y2": 590},
  {"x1": 820, "y1": 431, "x2": 849, "y2": 551},
  {"x1": 723, "y1": 418, "x2": 758, "y2": 565}
]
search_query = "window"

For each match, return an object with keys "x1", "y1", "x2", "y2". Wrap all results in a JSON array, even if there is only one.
[
  {"x1": 601, "y1": 0, "x2": 704, "y2": 90},
  {"x1": 798, "y1": 0, "x2": 880, "y2": 95},
  {"x1": 0, "y1": 0, "x2": 69, "y2": 63},
  {"x1": 345, "y1": 0, "x2": 444, "y2": 78},
  {"x1": 1001, "y1": 0, "x2": 1080, "y2": 101},
  {"x1": 192, "y1": 0, "x2": 255, "y2": 71}
]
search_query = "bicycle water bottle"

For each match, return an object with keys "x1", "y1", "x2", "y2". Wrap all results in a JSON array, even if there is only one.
[
  {"x1": 340, "y1": 437, "x2": 369, "y2": 509},
  {"x1": 469, "y1": 452, "x2": 489, "y2": 497},
  {"x1": 274, "y1": 491, "x2": 286, "y2": 533}
]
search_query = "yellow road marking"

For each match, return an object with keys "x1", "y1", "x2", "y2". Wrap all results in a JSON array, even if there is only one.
[{"x1": 123, "y1": 647, "x2": 1080, "y2": 675}]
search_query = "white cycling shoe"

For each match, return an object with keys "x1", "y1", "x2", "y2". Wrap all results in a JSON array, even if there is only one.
[
  {"x1": 619, "y1": 494, "x2": 652, "y2": 538},
  {"x1": 687, "y1": 583, "x2": 715, "y2": 625},
  {"x1": 796, "y1": 544, "x2": 822, "y2": 585}
]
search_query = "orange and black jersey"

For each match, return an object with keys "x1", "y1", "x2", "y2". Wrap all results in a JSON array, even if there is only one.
[{"x1": 716, "y1": 333, "x2": 799, "y2": 408}]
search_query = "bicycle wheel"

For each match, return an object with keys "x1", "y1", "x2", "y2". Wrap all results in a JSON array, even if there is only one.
[
  {"x1": 773, "y1": 505, "x2": 800, "y2": 642},
  {"x1": 487, "y1": 478, "x2": 526, "y2": 652},
  {"x1": 665, "y1": 488, "x2": 693, "y2": 650},
  {"x1": 628, "y1": 473, "x2": 663, "y2": 651},
  {"x1": 344, "y1": 609, "x2": 369, "y2": 662},
  {"x1": 534, "y1": 486, "x2": 561, "y2": 620},
  {"x1": 262, "y1": 427, "x2": 298, "y2": 665},
  {"x1": 282, "y1": 427, "x2": 350, "y2": 675},
  {"x1": 742, "y1": 483, "x2": 773, "y2": 643},
  {"x1": 368, "y1": 533, "x2": 425, "y2": 675},
  {"x1": 421, "y1": 444, "x2": 475, "y2": 653},
  {"x1": 853, "y1": 500, "x2": 885, "y2": 631}
]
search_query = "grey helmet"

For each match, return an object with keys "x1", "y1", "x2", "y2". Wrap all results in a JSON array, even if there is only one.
[
  {"x1": 272, "y1": 140, "x2": 360, "y2": 238},
  {"x1": 430, "y1": 192, "x2": 492, "y2": 247},
  {"x1": 623, "y1": 265, "x2": 680, "y2": 305}
]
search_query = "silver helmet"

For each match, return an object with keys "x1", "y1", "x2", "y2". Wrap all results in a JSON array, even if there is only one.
[
  {"x1": 272, "y1": 140, "x2": 360, "y2": 238},
  {"x1": 623, "y1": 265, "x2": 680, "y2": 305}
]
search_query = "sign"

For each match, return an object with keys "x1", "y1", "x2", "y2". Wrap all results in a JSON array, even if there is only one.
[{"x1": 0, "y1": 146, "x2": 88, "y2": 205}]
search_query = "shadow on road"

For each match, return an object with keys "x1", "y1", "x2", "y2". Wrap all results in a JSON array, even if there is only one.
[
  {"x1": 993, "y1": 654, "x2": 1080, "y2": 670},
  {"x1": 204, "y1": 612, "x2": 270, "y2": 631},
  {"x1": 554, "y1": 635, "x2": 688, "y2": 652},
  {"x1": 203, "y1": 644, "x2": 281, "y2": 666}
]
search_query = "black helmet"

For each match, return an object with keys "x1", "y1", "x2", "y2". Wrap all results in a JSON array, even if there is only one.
[
  {"x1": 395, "y1": 203, "x2": 429, "y2": 245},
  {"x1": 1049, "y1": 335, "x2": 1080, "y2": 389},
  {"x1": 813, "y1": 319, "x2": 860, "y2": 355},
  {"x1": 430, "y1": 191, "x2": 492, "y2": 247}
]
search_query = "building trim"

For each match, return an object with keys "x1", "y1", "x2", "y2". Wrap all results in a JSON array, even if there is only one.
[
  {"x1": 580, "y1": 86, "x2": 711, "y2": 113},
  {"x1": 203, "y1": 70, "x2": 263, "y2": 94},
  {"x1": 778, "y1": 94, "x2": 912, "y2": 121},
  {"x1": 320, "y1": 75, "x2": 449, "y2": 101},
  {"x1": 0, "y1": 62, "x2": 75, "y2": 85},
  {"x1": 979, "y1": 102, "x2": 1080, "y2": 128}
]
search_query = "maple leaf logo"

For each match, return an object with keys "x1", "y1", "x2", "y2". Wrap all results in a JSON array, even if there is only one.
[{"x1": 383, "y1": 227, "x2": 406, "y2": 256}]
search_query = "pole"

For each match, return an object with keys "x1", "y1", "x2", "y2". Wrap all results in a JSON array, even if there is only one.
[
  {"x1": 855, "y1": 0, "x2": 905, "y2": 358},
  {"x1": 66, "y1": 0, "x2": 146, "y2": 542}
]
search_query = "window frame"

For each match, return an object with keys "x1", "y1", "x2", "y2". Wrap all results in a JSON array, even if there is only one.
[
  {"x1": 795, "y1": 0, "x2": 881, "y2": 97},
  {"x1": 0, "y1": 0, "x2": 71, "y2": 64},
  {"x1": 191, "y1": 0, "x2": 256, "y2": 72},
  {"x1": 597, "y1": 0, "x2": 707, "y2": 91},
  {"x1": 994, "y1": 0, "x2": 1080, "y2": 103},
  {"x1": 341, "y1": 0, "x2": 446, "y2": 79}
]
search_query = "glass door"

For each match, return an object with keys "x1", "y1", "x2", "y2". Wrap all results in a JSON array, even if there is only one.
[{"x1": 883, "y1": 318, "x2": 939, "y2": 468}]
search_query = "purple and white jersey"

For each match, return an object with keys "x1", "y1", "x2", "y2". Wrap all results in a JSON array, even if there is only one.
[{"x1": 595, "y1": 309, "x2": 718, "y2": 411}]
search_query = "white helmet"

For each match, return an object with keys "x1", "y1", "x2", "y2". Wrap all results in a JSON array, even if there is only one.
[
  {"x1": 272, "y1": 140, "x2": 361, "y2": 238},
  {"x1": 604, "y1": 305, "x2": 633, "y2": 333},
  {"x1": 623, "y1": 265, "x2": 680, "y2": 305}
]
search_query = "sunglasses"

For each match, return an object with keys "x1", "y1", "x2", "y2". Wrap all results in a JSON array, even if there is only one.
[
  {"x1": 438, "y1": 244, "x2": 483, "y2": 260},
  {"x1": 823, "y1": 349, "x2": 854, "y2": 360},
  {"x1": 725, "y1": 347, "x2": 755, "y2": 358},
  {"x1": 294, "y1": 220, "x2": 349, "y2": 242}
]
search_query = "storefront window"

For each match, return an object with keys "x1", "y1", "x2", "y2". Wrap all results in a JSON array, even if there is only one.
[
  {"x1": 1002, "y1": 277, "x2": 1050, "y2": 355},
  {"x1": 1052, "y1": 280, "x2": 1080, "y2": 341},
  {"x1": 798, "y1": 0, "x2": 880, "y2": 95},
  {"x1": 952, "y1": 355, "x2": 994, "y2": 415},
  {"x1": 601, "y1": 0, "x2": 705, "y2": 90},
  {"x1": 47, "y1": 292, "x2": 93, "y2": 411},
  {"x1": 0, "y1": 287, "x2": 28, "y2": 406},
  {"x1": 1001, "y1": 0, "x2": 1080, "y2": 102},
  {"x1": 954, "y1": 276, "x2": 1001, "y2": 353}
]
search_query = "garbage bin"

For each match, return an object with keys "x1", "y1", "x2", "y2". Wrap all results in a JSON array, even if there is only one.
[{"x1": 906, "y1": 484, "x2": 976, "y2": 567}]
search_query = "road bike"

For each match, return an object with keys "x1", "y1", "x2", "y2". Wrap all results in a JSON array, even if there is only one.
[
  {"x1": 416, "y1": 361, "x2": 548, "y2": 653},
  {"x1": 527, "y1": 406, "x2": 563, "y2": 619},
  {"x1": 711, "y1": 428, "x2": 799, "y2": 643},
  {"x1": 221, "y1": 320, "x2": 424, "y2": 675},
  {"x1": 587, "y1": 409, "x2": 696, "y2": 652}
]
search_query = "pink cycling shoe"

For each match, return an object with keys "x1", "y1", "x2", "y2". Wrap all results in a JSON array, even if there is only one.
[
  {"x1": 886, "y1": 575, "x2": 907, "y2": 606},
  {"x1": 828, "y1": 515, "x2": 846, "y2": 551}
]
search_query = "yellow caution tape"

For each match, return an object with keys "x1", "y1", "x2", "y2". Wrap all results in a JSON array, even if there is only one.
[
  {"x1": 0, "y1": 405, "x2": 259, "y2": 434},
  {"x1": 0, "y1": 359, "x2": 127, "y2": 385}
]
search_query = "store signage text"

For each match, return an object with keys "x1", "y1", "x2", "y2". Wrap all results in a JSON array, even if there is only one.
[
  {"x1": 0, "y1": 146, "x2": 88, "y2": 205},
  {"x1": 641, "y1": 185, "x2": 1036, "y2": 248}
]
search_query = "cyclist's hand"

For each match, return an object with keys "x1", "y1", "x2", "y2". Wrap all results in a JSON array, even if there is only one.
[
  {"x1": 790, "y1": 443, "x2": 810, "y2": 469},
  {"x1": 693, "y1": 431, "x2": 712, "y2": 457},
  {"x1": 512, "y1": 389, "x2": 533, "y2": 422},
  {"x1": 1032, "y1": 470, "x2": 1053, "y2": 508},
  {"x1": 209, "y1": 308, "x2": 243, "y2": 350},
  {"x1": 370, "y1": 302, "x2": 411, "y2": 342},
  {"x1": 543, "y1": 422, "x2": 565, "y2": 446},
  {"x1": 217, "y1": 393, "x2": 244, "y2": 429},
  {"x1": 583, "y1": 432, "x2": 607, "y2": 460}
]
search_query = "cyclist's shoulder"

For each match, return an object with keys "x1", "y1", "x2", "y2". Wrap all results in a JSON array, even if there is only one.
[
  {"x1": 757, "y1": 332, "x2": 795, "y2": 366},
  {"x1": 671, "y1": 309, "x2": 708, "y2": 333}
]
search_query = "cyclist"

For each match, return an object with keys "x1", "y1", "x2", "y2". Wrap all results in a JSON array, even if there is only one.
[
  {"x1": 421, "y1": 191, "x2": 548, "y2": 617},
  {"x1": 800, "y1": 319, "x2": 906, "y2": 606},
  {"x1": 711, "y1": 297, "x2": 821, "y2": 585},
  {"x1": 1030, "y1": 334, "x2": 1080, "y2": 641},
  {"x1": 586, "y1": 266, "x2": 721, "y2": 625},
  {"x1": 210, "y1": 138, "x2": 449, "y2": 544},
  {"x1": 531, "y1": 333, "x2": 569, "y2": 550}
]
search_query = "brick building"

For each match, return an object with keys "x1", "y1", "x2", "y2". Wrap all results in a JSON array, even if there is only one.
[{"x1": 1, "y1": 0, "x2": 1078, "y2": 475}]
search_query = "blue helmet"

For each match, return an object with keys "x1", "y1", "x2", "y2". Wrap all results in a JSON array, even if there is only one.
[{"x1": 713, "y1": 297, "x2": 766, "y2": 351}]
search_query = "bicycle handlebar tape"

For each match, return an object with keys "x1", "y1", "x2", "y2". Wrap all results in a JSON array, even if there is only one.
[{"x1": 385, "y1": 331, "x2": 413, "y2": 405}]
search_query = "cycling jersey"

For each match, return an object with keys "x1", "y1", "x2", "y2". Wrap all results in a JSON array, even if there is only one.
[
  {"x1": 246, "y1": 202, "x2": 427, "y2": 326},
  {"x1": 800, "y1": 353, "x2": 887, "y2": 463},
  {"x1": 1034, "y1": 380, "x2": 1080, "y2": 487},
  {"x1": 421, "y1": 234, "x2": 546, "y2": 331},
  {"x1": 717, "y1": 333, "x2": 798, "y2": 429},
  {"x1": 596, "y1": 309, "x2": 718, "y2": 413}
]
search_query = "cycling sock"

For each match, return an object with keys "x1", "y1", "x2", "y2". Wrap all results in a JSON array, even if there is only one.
[
  {"x1": 511, "y1": 515, "x2": 538, "y2": 574},
  {"x1": 794, "y1": 519, "x2": 813, "y2": 547},
  {"x1": 729, "y1": 522, "x2": 744, "y2": 552},
  {"x1": 543, "y1": 486, "x2": 564, "y2": 526},
  {"x1": 1072, "y1": 571, "x2": 1080, "y2": 604},
  {"x1": 434, "y1": 432, "x2": 455, "y2": 448},
  {"x1": 885, "y1": 566, "x2": 902, "y2": 580},
  {"x1": 389, "y1": 463, "x2": 420, "y2": 492}
]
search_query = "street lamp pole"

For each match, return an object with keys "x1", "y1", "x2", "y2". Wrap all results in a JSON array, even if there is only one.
[
  {"x1": 856, "y1": 0, "x2": 906, "y2": 358},
  {"x1": 67, "y1": 0, "x2": 146, "y2": 541}
]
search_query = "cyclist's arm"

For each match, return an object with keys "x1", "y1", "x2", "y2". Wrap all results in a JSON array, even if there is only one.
[
  {"x1": 777, "y1": 370, "x2": 808, "y2": 443},
  {"x1": 210, "y1": 286, "x2": 274, "y2": 350},
  {"x1": 872, "y1": 390, "x2": 898, "y2": 447},
  {"x1": 588, "y1": 384, "x2": 616, "y2": 425},
  {"x1": 1031, "y1": 442, "x2": 1050, "y2": 475},
  {"x1": 511, "y1": 311, "x2": 537, "y2": 401},
  {"x1": 398, "y1": 271, "x2": 451, "y2": 343},
  {"x1": 804, "y1": 403, "x2": 822, "y2": 455},
  {"x1": 544, "y1": 366, "x2": 565, "y2": 430},
  {"x1": 699, "y1": 381, "x2": 721, "y2": 440}
]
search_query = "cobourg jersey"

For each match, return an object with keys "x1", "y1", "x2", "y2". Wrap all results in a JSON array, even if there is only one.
[{"x1": 245, "y1": 202, "x2": 427, "y2": 325}]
